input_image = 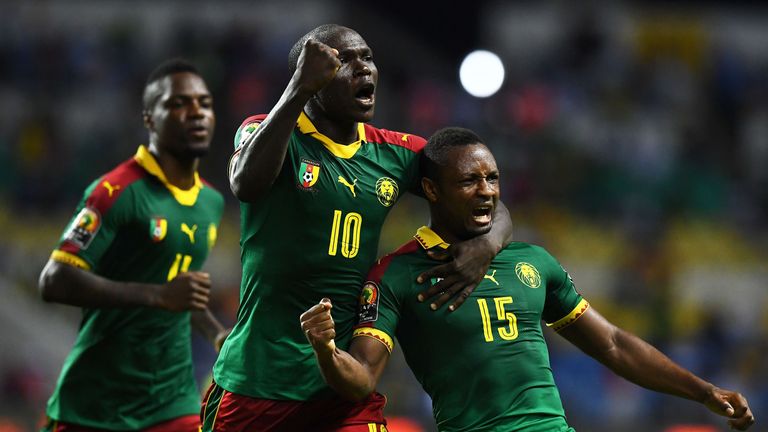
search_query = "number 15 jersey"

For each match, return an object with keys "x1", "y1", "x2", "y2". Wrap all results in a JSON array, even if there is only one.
[{"x1": 213, "y1": 112, "x2": 425, "y2": 400}]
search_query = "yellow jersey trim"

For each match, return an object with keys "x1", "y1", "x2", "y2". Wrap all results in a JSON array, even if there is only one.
[
  {"x1": 51, "y1": 250, "x2": 91, "y2": 271},
  {"x1": 296, "y1": 112, "x2": 365, "y2": 159},
  {"x1": 413, "y1": 226, "x2": 450, "y2": 250},
  {"x1": 547, "y1": 299, "x2": 590, "y2": 332},
  {"x1": 353, "y1": 327, "x2": 394, "y2": 353},
  {"x1": 134, "y1": 145, "x2": 202, "y2": 206}
]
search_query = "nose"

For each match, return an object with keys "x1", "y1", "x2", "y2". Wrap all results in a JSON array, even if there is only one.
[
  {"x1": 477, "y1": 179, "x2": 496, "y2": 198},
  {"x1": 353, "y1": 60, "x2": 371, "y2": 77},
  {"x1": 188, "y1": 99, "x2": 205, "y2": 118}
]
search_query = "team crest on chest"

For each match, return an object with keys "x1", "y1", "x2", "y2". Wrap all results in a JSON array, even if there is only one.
[
  {"x1": 299, "y1": 158, "x2": 321, "y2": 189},
  {"x1": 358, "y1": 281, "x2": 380, "y2": 323},
  {"x1": 65, "y1": 207, "x2": 101, "y2": 249},
  {"x1": 375, "y1": 177, "x2": 399, "y2": 207},
  {"x1": 149, "y1": 216, "x2": 167, "y2": 242},
  {"x1": 515, "y1": 262, "x2": 541, "y2": 288}
]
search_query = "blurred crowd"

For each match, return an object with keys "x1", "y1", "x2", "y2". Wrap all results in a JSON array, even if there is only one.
[{"x1": 0, "y1": 1, "x2": 766, "y2": 431}]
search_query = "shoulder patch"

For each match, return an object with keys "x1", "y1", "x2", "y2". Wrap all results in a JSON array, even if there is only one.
[
  {"x1": 64, "y1": 207, "x2": 101, "y2": 249},
  {"x1": 357, "y1": 281, "x2": 380, "y2": 323}
]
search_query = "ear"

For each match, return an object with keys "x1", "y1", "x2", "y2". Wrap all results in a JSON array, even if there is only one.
[
  {"x1": 421, "y1": 177, "x2": 439, "y2": 203},
  {"x1": 142, "y1": 110, "x2": 153, "y2": 131}
]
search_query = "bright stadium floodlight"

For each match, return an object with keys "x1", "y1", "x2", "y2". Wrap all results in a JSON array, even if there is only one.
[{"x1": 459, "y1": 50, "x2": 505, "y2": 98}]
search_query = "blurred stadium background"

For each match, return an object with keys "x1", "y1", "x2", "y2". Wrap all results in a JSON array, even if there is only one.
[{"x1": 1, "y1": 1, "x2": 767, "y2": 431}]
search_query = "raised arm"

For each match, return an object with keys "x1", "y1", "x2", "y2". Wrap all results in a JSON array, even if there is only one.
[
  {"x1": 229, "y1": 39, "x2": 341, "y2": 202},
  {"x1": 558, "y1": 307, "x2": 755, "y2": 431},
  {"x1": 300, "y1": 298, "x2": 390, "y2": 401},
  {"x1": 39, "y1": 259, "x2": 211, "y2": 311},
  {"x1": 416, "y1": 200, "x2": 513, "y2": 311}
]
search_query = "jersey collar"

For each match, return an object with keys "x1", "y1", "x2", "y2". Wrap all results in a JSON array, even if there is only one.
[
  {"x1": 297, "y1": 111, "x2": 366, "y2": 159},
  {"x1": 134, "y1": 145, "x2": 202, "y2": 206},
  {"x1": 413, "y1": 226, "x2": 450, "y2": 250}
]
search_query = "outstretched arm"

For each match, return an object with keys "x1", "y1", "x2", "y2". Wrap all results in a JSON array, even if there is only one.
[
  {"x1": 559, "y1": 307, "x2": 755, "y2": 431},
  {"x1": 39, "y1": 260, "x2": 211, "y2": 311},
  {"x1": 300, "y1": 299, "x2": 390, "y2": 401},
  {"x1": 416, "y1": 201, "x2": 513, "y2": 311},
  {"x1": 230, "y1": 39, "x2": 341, "y2": 202}
]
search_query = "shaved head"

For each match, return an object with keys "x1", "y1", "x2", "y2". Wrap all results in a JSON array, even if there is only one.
[{"x1": 288, "y1": 24, "x2": 355, "y2": 75}]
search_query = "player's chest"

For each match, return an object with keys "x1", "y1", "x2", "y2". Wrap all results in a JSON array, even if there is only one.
[
  {"x1": 408, "y1": 261, "x2": 548, "y2": 338},
  {"x1": 125, "y1": 193, "x2": 218, "y2": 256},
  {"x1": 289, "y1": 144, "x2": 405, "y2": 213}
]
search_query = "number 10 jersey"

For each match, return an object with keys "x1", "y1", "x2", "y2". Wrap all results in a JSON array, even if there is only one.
[{"x1": 213, "y1": 112, "x2": 425, "y2": 400}]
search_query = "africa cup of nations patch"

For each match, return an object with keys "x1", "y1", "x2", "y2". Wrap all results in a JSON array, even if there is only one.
[
  {"x1": 358, "y1": 281, "x2": 380, "y2": 323},
  {"x1": 65, "y1": 207, "x2": 101, "y2": 249},
  {"x1": 299, "y1": 158, "x2": 321, "y2": 189}
]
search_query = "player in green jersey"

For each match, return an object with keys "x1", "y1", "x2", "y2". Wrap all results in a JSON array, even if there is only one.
[
  {"x1": 203, "y1": 25, "x2": 512, "y2": 431},
  {"x1": 38, "y1": 59, "x2": 229, "y2": 432},
  {"x1": 301, "y1": 127, "x2": 756, "y2": 432}
]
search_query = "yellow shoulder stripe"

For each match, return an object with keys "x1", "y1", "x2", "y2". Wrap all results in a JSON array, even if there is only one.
[
  {"x1": 413, "y1": 226, "x2": 450, "y2": 250},
  {"x1": 353, "y1": 327, "x2": 394, "y2": 353},
  {"x1": 51, "y1": 250, "x2": 91, "y2": 271},
  {"x1": 547, "y1": 298, "x2": 590, "y2": 332}
]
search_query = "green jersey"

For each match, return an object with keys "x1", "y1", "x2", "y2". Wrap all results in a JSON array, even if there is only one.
[
  {"x1": 214, "y1": 112, "x2": 425, "y2": 400},
  {"x1": 46, "y1": 146, "x2": 224, "y2": 429},
  {"x1": 353, "y1": 226, "x2": 588, "y2": 432}
]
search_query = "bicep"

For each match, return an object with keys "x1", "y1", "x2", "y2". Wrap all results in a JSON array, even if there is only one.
[
  {"x1": 348, "y1": 335, "x2": 392, "y2": 385},
  {"x1": 557, "y1": 307, "x2": 619, "y2": 360}
]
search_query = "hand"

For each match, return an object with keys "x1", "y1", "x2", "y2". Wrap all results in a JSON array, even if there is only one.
[
  {"x1": 416, "y1": 235, "x2": 497, "y2": 312},
  {"x1": 294, "y1": 39, "x2": 341, "y2": 96},
  {"x1": 703, "y1": 386, "x2": 755, "y2": 430},
  {"x1": 214, "y1": 328, "x2": 231, "y2": 352},
  {"x1": 157, "y1": 272, "x2": 211, "y2": 311},
  {"x1": 300, "y1": 298, "x2": 337, "y2": 356}
]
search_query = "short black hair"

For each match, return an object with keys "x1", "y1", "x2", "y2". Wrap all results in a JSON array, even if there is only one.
[
  {"x1": 288, "y1": 24, "x2": 348, "y2": 75},
  {"x1": 142, "y1": 58, "x2": 201, "y2": 110},
  {"x1": 420, "y1": 127, "x2": 485, "y2": 181}
]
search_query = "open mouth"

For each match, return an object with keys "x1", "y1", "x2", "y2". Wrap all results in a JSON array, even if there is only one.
[
  {"x1": 355, "y1": 83, "x2": 375, "y2": 107},
  {"x1": 187, "y1": 125, "x2": 209, "y2": 139},
  {"x1": 471, "y1": 206, "x2": 493, "y2": 225}
]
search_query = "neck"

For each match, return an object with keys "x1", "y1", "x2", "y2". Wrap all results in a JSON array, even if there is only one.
[
  {"x1": 427, "y1": 215, "x2": 461, "y2": 246},
  {"x1": 305, "y1": 103, "x2": 359, "y2": 144},
  {"x1": 148, "y1": 141, "x2": 198, "y2": 189}
]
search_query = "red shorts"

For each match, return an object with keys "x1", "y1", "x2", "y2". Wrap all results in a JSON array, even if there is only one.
[
  {"x1": 200, "y1": 382, "x2": 387, "y2": 432},
  {"x1": 42, "y1": 414, "x2": 199, "y2": 432}
]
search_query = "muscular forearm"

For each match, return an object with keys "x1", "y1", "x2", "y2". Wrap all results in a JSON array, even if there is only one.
[
  {"x1": 596, "y1": 328, "x2": 713, "y2": 402},
  {"x1": 314, "y1": 348, "x2": 376, "y2": 402},
  {"x1": 230, "y1": 82, "x2": 312, "y2": 202},
  {"x1": 39, "y1": 260, "x2": 160, "y2": 308},
  {"x1": 486, "y1": 201, "x2": 513, "y2": 251}
]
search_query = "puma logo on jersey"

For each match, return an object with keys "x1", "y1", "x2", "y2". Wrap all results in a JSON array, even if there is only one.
[
  {"x1": 102, "y1": 181, "x2": 121, "y2": 197},
  {"x1": 181, "y1": 223, "x2": 197, "y2": 243},
  {"x1": 484, "y1": 269, "x2": 499, "y2": 286},
  {"x1": 338, "y1": 176, "x2": 357, "y2": 197}
]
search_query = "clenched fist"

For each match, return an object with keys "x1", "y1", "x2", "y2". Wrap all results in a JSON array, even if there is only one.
[{"x1": 300, "y1": 298, "x2": 337, "y2": 355}]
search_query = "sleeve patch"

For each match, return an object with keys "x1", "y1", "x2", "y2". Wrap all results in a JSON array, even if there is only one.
[
  {"x1": 63, "y1": 207, "x2": 101, "y2": 250},
  {"x1": 237, "y1": 121, "x2": 261, "y2": 148},
  {"x1": 357, "y1": 281, "x2": 380, "y2": 323}
]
